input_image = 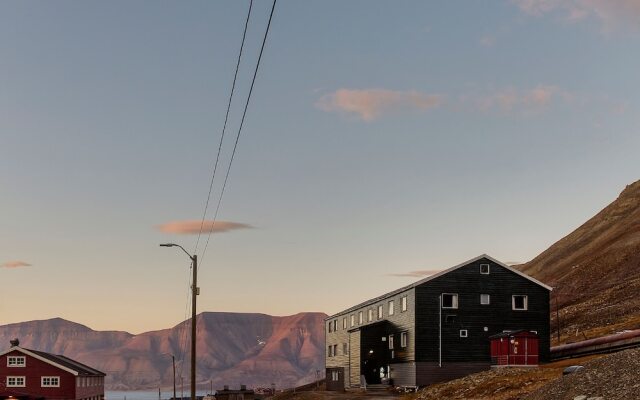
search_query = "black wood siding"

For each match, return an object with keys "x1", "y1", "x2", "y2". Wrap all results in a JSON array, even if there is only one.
[{"x1": 414, "y1": 258, "x2": 550, "y2": 363}]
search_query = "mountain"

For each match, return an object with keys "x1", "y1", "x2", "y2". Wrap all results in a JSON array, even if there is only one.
[
  {"x1": 0, "y1": 312, "x2": 327, "y2": 390},
  {"x1": 518, "y1": 179, "x2": 640, "y2": 341}
]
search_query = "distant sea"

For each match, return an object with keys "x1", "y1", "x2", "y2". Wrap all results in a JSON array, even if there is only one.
[{"x1": 106, "y1": 390, "x2": 211, "y2": 400}]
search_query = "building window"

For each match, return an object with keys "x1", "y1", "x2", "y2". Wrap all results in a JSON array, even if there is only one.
[
  {"x1": 377, "y1": 305, "x2": 383, "y2": 319},
  {"x1": 400, "y1": 331, "x2": 408, "y2": 348},
  {"x1": 7, "y1": 376, "x2": 26, "y2": 387},
  {"x1": 368, "y1": 309, "x2": 373, "y2": 322},
  {"x1": 442, "y1": 293, "x2": 458, "y2": 309},
  {"x1": 401, "y1": 296, "x2": 407, "y2": 312},
  {"x1": 512, "y1": 295, "x2": 528, "y2": 310},
  {"x1": 333, "y1": 344, "x2": 337, "y2": 357},
  {"x1": 333, "y1": 319, "x2": 338, "y2": 331},
  {"x1": 350, "y1": 314, "x2": 355, "y2": 327},
  {"x1": 343, "y1": 343, "x2": 348, "y2": 355},
  {"x1": 7, "y1": 356, "x2": 26, "y2": 367},
  {"x1": 342, "y1": 317, "x2": 347, "y2": 329},
  {"x1": 388, "y1": 334, "x2": 394, "y2": 350},
  {"x1": 480, "y1": 263, "x2": 490, "y2": 274},
  {"x1": 460, "y1": 330, "x2": 468, "y2": 338},
  {"x1": 327, "y1": 345, "x2": 333, "y2": 357},
  {"x1": 328, "y1": 322, "x2": 332, "y2": 333},
  {"x1": 388, "y1": 300, "x2": 395, "y2": 316},
  {"x1": 359, "y1": 311, "x2": 363, "y2": 324},
  {"x1": 331, "y1": 370, "x2": 339, "y2": 381},
  {"x1": 42, "y1": 376, "x2": 60, "y2": 387},
  {"x1": 480, "y1": 294, "x2": 490, "y2": 305}
]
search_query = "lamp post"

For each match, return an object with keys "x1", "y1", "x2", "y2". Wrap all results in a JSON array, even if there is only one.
[
  {"x1": 160, "y1": 243, "x2": 198, "y2": 400},
  {"x1": 163, "y1": 354, "x2": 177, "y2": 400}
]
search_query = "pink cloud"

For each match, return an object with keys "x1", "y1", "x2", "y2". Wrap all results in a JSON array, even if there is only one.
[
  {"x1": 156, "y1": 220, "x2": 252, "y2": 235},
  {"x1": 316, "y1": 89, "x2": 443, "y2": 121},
  {"x1": 513, "y1": 0, "x2": 640, "y2": 31},
  {"x1": 1, "y1": 260, "x2": 31, "y2": 269},
  {"x1": 388, "y1": 269, "x2": 443, "y2": 278}
]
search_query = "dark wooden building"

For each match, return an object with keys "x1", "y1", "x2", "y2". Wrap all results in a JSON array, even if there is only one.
[
  {"x1": 325, "y1": 254, "x2": 551, "y2": 389},
  {"x1": 0, "y1": 339, "x2": 106, "y2": 400}
]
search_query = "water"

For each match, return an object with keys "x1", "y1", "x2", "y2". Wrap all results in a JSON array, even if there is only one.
[{"x1": 106, "y1": 390, "x2": 211, "y2": 400}]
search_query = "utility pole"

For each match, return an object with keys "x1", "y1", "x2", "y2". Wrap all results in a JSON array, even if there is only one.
[
  {"x1": 171, "y1": 354, "x2": 177, "y2": 400},
  {"x1": 191, "y1": 254, "x2": 198, "y2": 400}
]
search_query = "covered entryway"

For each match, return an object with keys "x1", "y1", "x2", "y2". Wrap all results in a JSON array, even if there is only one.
[
  {"x1": 490, "y1": 330, "x2": 539, "y2": 366},
  {"x1": 359, "y1": 321, "x2": 393, "y2": 385}
]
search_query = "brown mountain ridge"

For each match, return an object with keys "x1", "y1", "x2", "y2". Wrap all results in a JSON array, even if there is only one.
[
  {"x1": 0, "y1": 312, "x2": 327, "y2": 391},
  {"x1": 517, "y1": 179, "x2": 640, "y2": 342}
]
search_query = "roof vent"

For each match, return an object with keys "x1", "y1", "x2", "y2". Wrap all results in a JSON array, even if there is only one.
[{"x1": 10, "y1": 338, "x2": 20, "y2": 347}]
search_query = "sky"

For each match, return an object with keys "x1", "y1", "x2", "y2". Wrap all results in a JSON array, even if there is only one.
[{"x1": 1, "y1": 0, "x2": 639, "y2": 334}]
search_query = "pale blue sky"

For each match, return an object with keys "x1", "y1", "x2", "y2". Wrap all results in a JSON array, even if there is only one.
[{"x1": 1, "y1": 1, "x2": 639, "y2": 333}]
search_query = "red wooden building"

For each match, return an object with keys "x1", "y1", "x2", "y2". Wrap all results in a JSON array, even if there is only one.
[
  {"x1": 489, "y1": 330, "x2": 539, "y2": 366},
  {"x1": 0, "y1": 339, "x2": 105, "y2": 400}
]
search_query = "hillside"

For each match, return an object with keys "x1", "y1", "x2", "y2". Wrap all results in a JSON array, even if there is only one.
[
  {"x1": 0, "y1": 312, "x2": 327, "y2": 390},
  {"x1": 518, "y1": 179, "x2": 640, "y2": 342}
]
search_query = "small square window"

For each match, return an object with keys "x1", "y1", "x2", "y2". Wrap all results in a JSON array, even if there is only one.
[
  {"x1": 512, "y1": 295, "x2": 528, "y2": 310},
  {"x1": 480, "y1": 294, "x2": 490, "y2": 305},
  {"x1": 442, "y1": 293, "x2": 458, "y2": 309},
  {"x1": 460, "y1": 329, "x2": 468, "y2": 338},
  {"x1": 480, "y1": 263, "x2": 490, "y2": 274}
]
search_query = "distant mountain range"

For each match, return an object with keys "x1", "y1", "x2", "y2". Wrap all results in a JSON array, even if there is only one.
[
  {"x1": 0, "y1": 312, "x2": 327, "y2": 391},
  {"x1": 518, "y1": 179, "x2": 640, "y2": 340}
]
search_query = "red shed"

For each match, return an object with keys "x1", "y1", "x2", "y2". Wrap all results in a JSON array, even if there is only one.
[
  {"x1": 489, "y1": 330, "x2": 539, "y2": 366},
  {"x1": 0, "y1": 339, "x2": 106, "y2": 400}
]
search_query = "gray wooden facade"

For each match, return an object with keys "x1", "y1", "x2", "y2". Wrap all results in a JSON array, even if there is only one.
[{"x1": 325, "y1": 254, "x2": 551, "y2": 389}]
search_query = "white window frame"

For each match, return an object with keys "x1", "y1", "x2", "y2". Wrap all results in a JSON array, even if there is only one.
[
  {"x1": 368, "y1": 309, "x2": 373, "y2": 322},
  {"x1": 480, "y1": 263, "x2": 490, "y2": 274},
  {"x1": 388, "y1": 300, "x2": 395, "y2": 316},
  {"x1": 41, "y1": 376, "x2": 61, "y2": 387},
  {"x1": 377, "y1": 305, "x2": 383, "y2": 319},
  {"x1": 7, "y1": 376, "x2": 26, "y2": 387},
  {"x1": 7, "y1": 356, "x2": 26, "y2": 367},
  {"x1": 460, "y1": 329, "x2": 468, "y2": 338},
  {"x1": 400, "y1": 331, "x2": 408, "y2": 348},
  {"x1": 401, "y1": 296, "x2": 408, "y2": 312},
  {"x1": 512, "y1": 295, "x2": 528, "y2": 311},
  {"x1": 480, "y1": 294, "x2": 490, "y2": 305},
  {"x1": 350, "y1": 314, "x2": 355, "y2": 327},
  {"x1": 359, "y1": 311, "x2": 363, "y2": 324},
  {"x1": 441, "y1": 293, "x2": 459, "y2": 309},
  {"x1": 342, "y1": 317, "x2": 347, "y2": 329}
]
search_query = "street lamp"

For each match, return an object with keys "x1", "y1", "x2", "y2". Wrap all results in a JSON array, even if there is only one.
[
  {"x1": 160, "y1": 243, "x2": 198, "y2": 400},
  {"x1": 163, "y1": 353, "x2": 177, "y2": 400}
]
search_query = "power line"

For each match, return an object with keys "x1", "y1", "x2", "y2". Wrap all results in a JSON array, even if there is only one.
[
  {"x1": 194, "y1": 0, "x2": 255, "y2": 256},
  {"x1": 199, "y1": 0, "x2": 277, "y2": 266}
]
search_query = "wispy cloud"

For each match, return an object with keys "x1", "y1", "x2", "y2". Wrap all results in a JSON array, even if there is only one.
[
  {"x1": 388, "y1": 269, "x2": 443, "y2": 278},
  {"x1": 512, "y1": 0, "x2": 640, "y2": 32},
  {"x1": 156, "y1": 220, "x2": 252, "y2": 235},
  {"x1": 1, "y1": 260, "x2": 31, "y2": 269},
  {"x1": 474, "y1": 85, "x2": 572, "y2": 113},
  {"x1": 316, "y1": 89, "x2": 443, "y2": 121}
]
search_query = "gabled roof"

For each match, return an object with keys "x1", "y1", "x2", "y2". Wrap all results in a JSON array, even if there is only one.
[
  {"x1": 0, "y1": 346, "x2": 106, "y2": 376},
  {"x1": 326, "y1": 254, "x2": 552, "y2": 320}
]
